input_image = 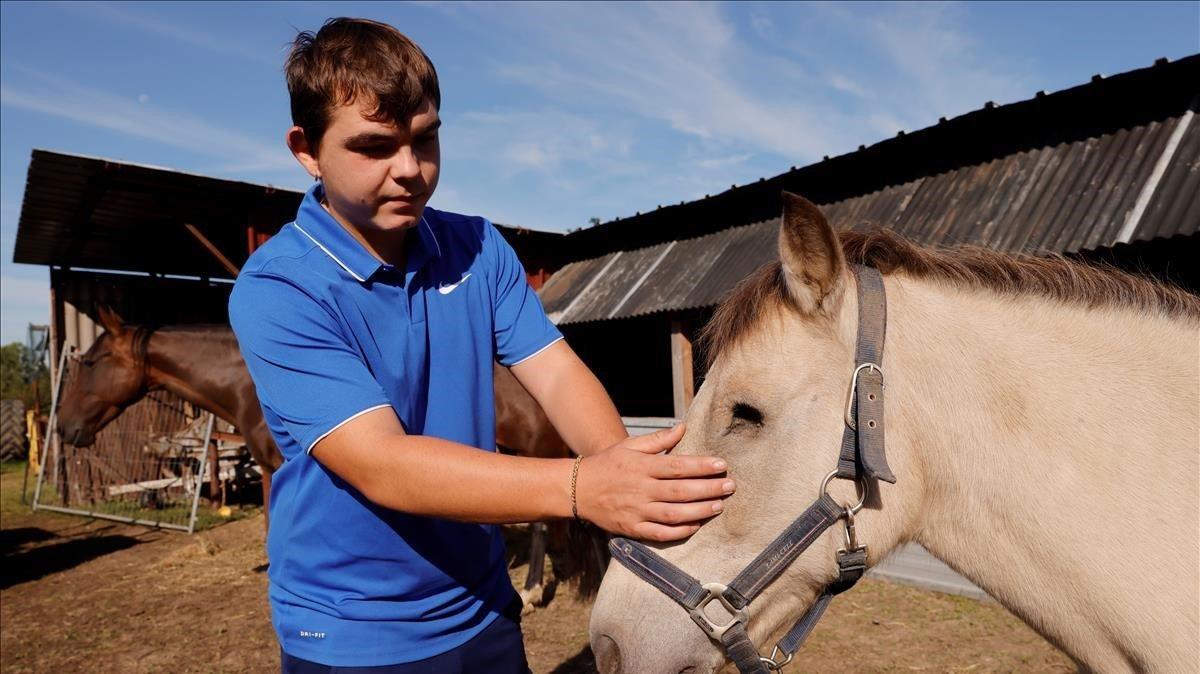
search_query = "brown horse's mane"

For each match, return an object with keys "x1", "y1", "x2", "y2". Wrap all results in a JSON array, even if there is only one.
[
  {"x1": 701, "y1": 228, "x2": 1200, "y2": 367},
  {"x1": 154, "y1": 324, "x2": 235, "y2": 334}
]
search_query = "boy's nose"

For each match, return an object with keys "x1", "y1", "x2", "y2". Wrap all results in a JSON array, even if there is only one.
[{"x1": 390, "y1": 146, "x2": 422, "y2": 181}]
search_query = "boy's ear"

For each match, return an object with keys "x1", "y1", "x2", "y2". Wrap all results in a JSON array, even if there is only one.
[{"x1": 286, "y1": 126, "x2": 321, "y2": 180}]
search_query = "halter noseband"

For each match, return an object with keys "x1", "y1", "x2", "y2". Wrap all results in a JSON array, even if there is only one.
[{"x1": 608, "y1": 265, "x2": 895, "y2": 673}]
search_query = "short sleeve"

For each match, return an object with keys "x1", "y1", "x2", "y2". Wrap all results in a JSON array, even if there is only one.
[
  {"x1": 485, "y1": 224, "x2": 563, "y2": 366},
  {"x1": 229, "y1": 271, "x2": 392, "y2": 453}
]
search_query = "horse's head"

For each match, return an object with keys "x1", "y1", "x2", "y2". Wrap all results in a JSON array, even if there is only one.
[
  {"x1": 590, "y1": 194, "x2": 919, "y2": 673},
  {"x1": 57, "y1": 307, "x2": 151, "y2": 446}
]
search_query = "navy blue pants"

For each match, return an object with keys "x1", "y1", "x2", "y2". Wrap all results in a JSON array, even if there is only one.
[{"x1": 280, "y1": 608, "x2": 530, "y2": 674}]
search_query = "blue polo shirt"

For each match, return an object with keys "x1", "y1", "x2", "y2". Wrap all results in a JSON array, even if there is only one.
[{"x1": 228, "y1": 184, "x2": 562, "y2": 666}]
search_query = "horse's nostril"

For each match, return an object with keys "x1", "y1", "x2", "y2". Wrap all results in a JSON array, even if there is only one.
[{"x1": 593, "y1": 634, "x2": 622, "y2": 674}]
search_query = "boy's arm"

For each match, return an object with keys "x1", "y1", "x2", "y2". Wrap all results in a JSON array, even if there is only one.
[
  {"x1": 508, "y1": 339, "x2": 627, "y2": 456},
  {"x1": 311, "y1": 408, "x2": 732, "y2": 542}
]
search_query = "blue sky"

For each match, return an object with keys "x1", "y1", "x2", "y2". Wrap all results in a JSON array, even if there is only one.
[{"x1": 2, "y1": 1, "x2": 1197, "y2": 345}]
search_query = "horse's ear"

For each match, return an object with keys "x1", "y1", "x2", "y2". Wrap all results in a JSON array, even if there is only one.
[
  {"x1": 778, "y1": 192, "x2": 846, "y2": 314},
  {"x1": 97, "y1": 305, "x2": 125, "y2": 337}
]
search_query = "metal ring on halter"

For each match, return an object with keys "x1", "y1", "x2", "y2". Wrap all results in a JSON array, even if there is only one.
[
  {"x1": 844, "y1": 362, "x2": 883, "y2": 429},
  {"x1": 761, "y1": 645, "x2": 794, "y2": 671},
  {"x1": 820, "y1": 470, "x2": 869, "y2": 514}
]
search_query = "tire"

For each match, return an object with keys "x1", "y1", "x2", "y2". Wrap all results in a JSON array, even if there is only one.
[{"x1": 0, "y1": 399, "x2": 28, "y2": 462}]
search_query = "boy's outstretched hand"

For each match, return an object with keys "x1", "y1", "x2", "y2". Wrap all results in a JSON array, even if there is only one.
[{"x1": 574, "y1": 423, "x2": 734, "y2": 542}]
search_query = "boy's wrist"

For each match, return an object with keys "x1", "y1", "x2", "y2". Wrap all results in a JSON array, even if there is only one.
[{"x1": 545, "y1": 457, "x2": 577, "y2": 520}]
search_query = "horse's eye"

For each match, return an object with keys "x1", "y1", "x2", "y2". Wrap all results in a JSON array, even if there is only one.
[{"x1": 727, "y1": 402, "x2": 764, "y2": 433}]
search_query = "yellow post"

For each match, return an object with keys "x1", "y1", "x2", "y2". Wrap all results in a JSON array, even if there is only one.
[{"x1": 26, "y1": 409, "x2": 41, "y2": 474}]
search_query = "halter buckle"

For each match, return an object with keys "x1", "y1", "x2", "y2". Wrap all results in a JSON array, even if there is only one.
[
  {"x1": 844, "y1": 362, "x2": 883, "y2": 430},
  {"x1": 687, "y1": 583, "x2": 748, "y2": 639}
]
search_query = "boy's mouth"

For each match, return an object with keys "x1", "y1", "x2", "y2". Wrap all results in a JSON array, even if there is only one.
[{"x1": 383, "y1": 194, "x2": 422, "y2": 206}]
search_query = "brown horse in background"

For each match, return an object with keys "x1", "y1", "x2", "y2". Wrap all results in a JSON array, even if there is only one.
[
  {"x1": 56, "y1": 308, "x2": 282, "y2": 518},
  {"x1": 55, "y1": 308, "x2": 607, "y2": 604}
]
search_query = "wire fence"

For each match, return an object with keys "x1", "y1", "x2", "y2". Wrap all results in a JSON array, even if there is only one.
[{"x1": 33, "y1": 356, "x2": 217, "y2": 532}]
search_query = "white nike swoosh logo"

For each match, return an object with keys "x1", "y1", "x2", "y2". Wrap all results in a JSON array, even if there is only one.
[{"x1": 438, "y1": 272, "x2": 471, "y2": 295}]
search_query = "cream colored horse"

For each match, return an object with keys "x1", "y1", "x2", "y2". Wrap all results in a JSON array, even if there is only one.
[{"x1": 590, "y1": 193, "x2": 1199, "y2": 673}]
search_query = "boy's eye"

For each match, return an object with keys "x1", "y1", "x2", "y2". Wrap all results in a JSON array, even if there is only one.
[
  {"x1": 416, "y1": 132, "x2": 438, "y2": 146},
  {"x1": 352, "y1": 143, "x2": 396, "y2": 158}
]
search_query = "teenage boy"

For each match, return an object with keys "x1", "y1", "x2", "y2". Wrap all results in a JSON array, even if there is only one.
[{"x1": 229, "y1": 17, "x2": 734, "y2": 674}]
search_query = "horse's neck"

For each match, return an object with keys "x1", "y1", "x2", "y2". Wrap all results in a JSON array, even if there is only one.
[
  {"x1": 883, "y1": 277, "x2": 1199, "y2": 671},
  {"x1": 146, "y1": 328, "x2": 244, "y2": 426}
]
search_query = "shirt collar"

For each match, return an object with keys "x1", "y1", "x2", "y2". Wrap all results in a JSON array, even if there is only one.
[{"x1": 293, "y1": 183, "x2": 441, "y2": 284}]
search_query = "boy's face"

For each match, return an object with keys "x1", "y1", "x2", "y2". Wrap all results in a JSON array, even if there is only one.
[{"x1": 290, "y1": 97, "x2": 441, "y2": 234}]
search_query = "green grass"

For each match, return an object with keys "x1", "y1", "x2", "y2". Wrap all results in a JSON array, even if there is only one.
[{"x1": 1, "y1": 460, "x2": 36, "y2": 516}]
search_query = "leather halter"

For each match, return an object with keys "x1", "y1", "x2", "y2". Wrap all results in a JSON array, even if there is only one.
[{"x1": 609, "y1": 265, "x2": 895, "y2": 673}]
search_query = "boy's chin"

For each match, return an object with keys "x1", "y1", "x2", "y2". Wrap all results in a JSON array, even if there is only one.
[{"x1": 372, "y1": 211, "x2": 423, "y2": 232}]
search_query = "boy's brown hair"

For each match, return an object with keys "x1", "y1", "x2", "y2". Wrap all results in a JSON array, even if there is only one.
[{"x1": 285, "y1": 18, "x2": 440, "y2": 151}]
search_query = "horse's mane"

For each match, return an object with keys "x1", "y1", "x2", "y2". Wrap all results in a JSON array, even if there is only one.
[
  {"x1": 701, "y1": 229, "x2": 1200, "y2": 367},
  {"x1": 155, "y1": 324, "x2": 235, "y2": 334}
]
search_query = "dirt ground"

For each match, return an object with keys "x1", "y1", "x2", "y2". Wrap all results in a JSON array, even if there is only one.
[{"x1": 0, "y1": 463, "x2": 1073, "y2": 673}]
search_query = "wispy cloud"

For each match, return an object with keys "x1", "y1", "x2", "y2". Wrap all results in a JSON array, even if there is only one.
[
  {"x1": 57, "y1": 1, "x2": 281, "y2": 66},
  {"x1": 470, "y1": 2, "x2": 1028, "y2": 160},
  {"x1": 446, "y1": 108, "x2": 638, "y2": 188},
  {"x1": 0, "y1": 65, "x2": 297, "y2": 177},
  {"x1": 805, "y1": 2, "x2": 1030, "y2": 131},
  {"x1": 480, "y1": 3, "x2": 850, "y2": 162},
  {"x1": 696, "y1": 153, "x2": 754, "y2": 170},
  {"x1": 871, "y1": 4, "x2": 1028, "y2": 119}
]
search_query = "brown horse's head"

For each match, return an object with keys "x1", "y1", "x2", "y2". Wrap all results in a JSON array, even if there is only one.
[{"x1": 57, "y1": 307, "x2": 153, "y2": 446}]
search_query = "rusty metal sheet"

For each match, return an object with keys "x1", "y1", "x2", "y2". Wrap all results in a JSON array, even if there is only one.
[
  {"x1": 539, "y1": 253, "x2": 614, "y2": 316},
  {"x1": 552, "y1": 244, "x2": 671, "y2": 324}
]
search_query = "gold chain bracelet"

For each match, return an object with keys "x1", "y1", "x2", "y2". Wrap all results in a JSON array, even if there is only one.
[{"x1": 570, "y1": 455, "x2": 584, "y2": 520}]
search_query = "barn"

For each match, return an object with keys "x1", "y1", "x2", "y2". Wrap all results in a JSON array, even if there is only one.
[{"x1": 542, "y1": 54, "x2": 1199, "y2": 419}]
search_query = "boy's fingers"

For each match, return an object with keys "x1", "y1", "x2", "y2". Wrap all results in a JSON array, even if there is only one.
[
  {"x1": 624, "y1": 423, "x2": 686, "y2": 454},
  {"x1": 650, "y1": 476, "x2": 735, "y2": 502},
  {"x1": 632, "y1": 521, "x2": 702, "y2": 543},
  {"x1": 646, "y1": 454, "x2": 730, "y2": 480},
  {"x1": 643, "y1": 500, "x2": 725, "y2": 526}
]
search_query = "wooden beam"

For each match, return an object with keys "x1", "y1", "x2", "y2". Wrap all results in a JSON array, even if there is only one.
[
  {"x1": 183, "y1": 223, "x2": 241, "y2": 277},
  {"x1": 63, "y1": 170, "x2": 113, "y2": 263},
  {"x1": 670, "y1": 319, "x2": 695, "y2": 418}
]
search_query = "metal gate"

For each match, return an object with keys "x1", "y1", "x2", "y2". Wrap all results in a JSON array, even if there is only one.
[{"x1": 32, "y1": 348, "x2": 214, "y2": 533}]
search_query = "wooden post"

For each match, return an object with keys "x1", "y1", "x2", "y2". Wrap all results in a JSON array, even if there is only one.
[
  {"x1": 670, "y1": 319, "x2": 695, "y2": 419},
  {"x1": 183, "y1": 223, "x2": 241, "y2": 277},
  {"x1": 208, "y1": 439, "x2": 222, "y2": 506}
]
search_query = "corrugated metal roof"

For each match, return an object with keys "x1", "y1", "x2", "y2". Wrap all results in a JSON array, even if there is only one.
[
  {"x1": 13, "y1": 150, "x2": 563, "y2": 278},
  {"x1": 546, "y1": 109, "x2": 1199, "y2": 325},
  {"x1": 13, "y1": 150, "x2": 303, "y2": 278},
  {"x1": 558, "y1": 55, "x2": 1200, "y2": 263}
]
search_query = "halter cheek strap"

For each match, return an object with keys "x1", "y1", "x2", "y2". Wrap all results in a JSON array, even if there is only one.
[{"x1": 608, "y1": 265, "x2": 892, "y2": 674}]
